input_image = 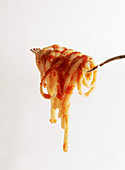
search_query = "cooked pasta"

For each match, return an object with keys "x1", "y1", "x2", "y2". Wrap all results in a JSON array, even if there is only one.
[{"x1": 33, "y1": 44, "x2": 97, "y2": 152}]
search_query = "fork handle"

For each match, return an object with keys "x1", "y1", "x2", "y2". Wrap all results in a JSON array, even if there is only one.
[{"x1": 87, "y1": 55, "x2": 125, "y2": 72}]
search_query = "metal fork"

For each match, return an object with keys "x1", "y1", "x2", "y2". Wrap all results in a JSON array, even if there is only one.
[{"x1": 30, "y1": 48, "x2": 125, "y2": 72}]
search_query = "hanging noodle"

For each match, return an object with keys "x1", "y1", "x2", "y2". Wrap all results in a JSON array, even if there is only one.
[{"x1": 34, "y1": 44, "x2": 97, "y2": 152}]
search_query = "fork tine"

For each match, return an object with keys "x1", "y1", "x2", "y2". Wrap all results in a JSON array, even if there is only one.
[
  {"x1": 30, "y1": 49, "x2": 36, "y2": 54},
  {"x1": 30, "y1": 48, "x2": 42, "y2": 54}
]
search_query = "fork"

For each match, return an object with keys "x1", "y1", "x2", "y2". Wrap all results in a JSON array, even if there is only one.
[{"x1": 30, "y1": 48, "x2": 125, "y2": 72}]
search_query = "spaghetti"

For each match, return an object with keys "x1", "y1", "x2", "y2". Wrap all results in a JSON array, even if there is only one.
[{"x1": 33, "y1": 45, "x2": 97, "y2": 152}]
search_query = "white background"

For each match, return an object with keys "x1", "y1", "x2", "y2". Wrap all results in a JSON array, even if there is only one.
[{"x1": 0, "y1": 0, "x2": 125, "y2": 169}]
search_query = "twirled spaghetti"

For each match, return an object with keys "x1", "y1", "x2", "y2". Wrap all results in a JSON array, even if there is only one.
[{"x1": 33, "y1": 44, "x2": 97, "y2": 152}]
